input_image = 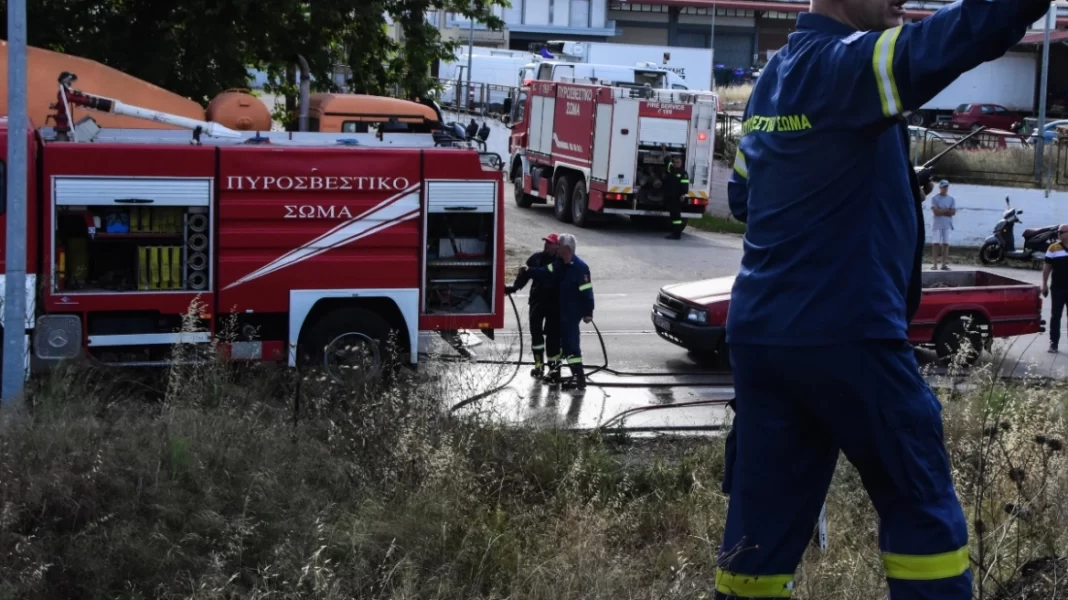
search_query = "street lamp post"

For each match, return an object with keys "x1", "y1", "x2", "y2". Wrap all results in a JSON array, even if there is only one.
[
  {"x1": 464, "y1": 17, "x2": 474, "y2": 111},
  {"x1": 3, "y1": 0, "x2": 28, "y2": 405},
  {"x1": 1035, "y1": 2, "x2": 1054, "y2": 181}
]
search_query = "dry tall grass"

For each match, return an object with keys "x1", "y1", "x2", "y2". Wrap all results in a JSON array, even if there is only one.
[
  {"x1": 0, "y1": 329, "x2": 1066, "y2": 599},
  {"x1": 716, "y1": 84, "x2": 754, "y2": 110},
  {"x1": 915, "y1": 143, "x2": 1064, "y2": 189}
]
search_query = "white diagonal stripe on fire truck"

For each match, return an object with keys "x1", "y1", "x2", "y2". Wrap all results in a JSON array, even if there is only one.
[
  {"x1": 257, "y1": 183, "x2": 420, "y2": 270},
  {"x1": 222, "y1": 188, "x2": 421, "y2": 290}
]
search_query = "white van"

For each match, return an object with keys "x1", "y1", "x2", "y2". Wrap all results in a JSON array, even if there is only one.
[{"x1": 438, "y1": 53, "x2": 530, "y2": 111}]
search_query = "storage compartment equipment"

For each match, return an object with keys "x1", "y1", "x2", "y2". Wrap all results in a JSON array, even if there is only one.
[
  {"x1": 635, "y1": 145, "x2": 687, "y2": 205},
  {"x1": 51, "y1": 176, "x2": 213, "y2": 293},
  {"x1": 422, "y1": 180, "x2": 497, "y2": 315}
]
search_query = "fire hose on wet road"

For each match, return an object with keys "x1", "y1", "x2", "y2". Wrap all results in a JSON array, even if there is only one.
[{"x1": 436, "y1": 292, "x2": 736, "y2": 431}]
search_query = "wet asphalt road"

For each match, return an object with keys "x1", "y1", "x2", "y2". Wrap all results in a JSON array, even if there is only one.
[
  {"x1": 498, "y1": 186, "x2": 747, "y2": 373},
  {"x1": 422, "y1": 186, "x2": 746, "y2": 433}
]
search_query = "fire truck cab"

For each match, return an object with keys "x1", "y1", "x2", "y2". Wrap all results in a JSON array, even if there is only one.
[
  {"x1": 505, "y1": 80, "x2": 718, "y2": 228},
  {"x1": 0, "y1": 75, "x2": 506, "y2": 384}
]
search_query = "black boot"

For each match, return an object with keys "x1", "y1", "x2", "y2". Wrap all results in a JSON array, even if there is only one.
[
  {"x1": 546, "y1": 356, "x2": 562, "y2": 384},
  {"x1": 531, "y1": 349, "x2": 545, "y2": 379},
  {"x1": 562, "y1": 361, "x2": 586, "y2": 390}
]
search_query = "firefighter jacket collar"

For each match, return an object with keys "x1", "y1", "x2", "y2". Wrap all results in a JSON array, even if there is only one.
[{"x1": 794, "y1": 12, "x2": 860, "y2": 36}]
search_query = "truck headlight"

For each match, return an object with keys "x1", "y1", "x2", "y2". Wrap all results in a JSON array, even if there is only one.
[{"x1": 687, "y1": 309, "x2": 708, "y2": 323}]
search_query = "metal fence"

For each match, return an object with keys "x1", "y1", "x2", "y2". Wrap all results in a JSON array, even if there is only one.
[
  {"x1": 715, "y1": 113, "x2": 743, "y2": 161},
  {"x1": 910, "y1": 133, "x2": 1068, "y2": 190},
  {"x1": 433, "y1": 78, "x2": 517, "y2": 118},
  {"x1": 715, "y1": 119, "x2": 1068, "y2": 191}
]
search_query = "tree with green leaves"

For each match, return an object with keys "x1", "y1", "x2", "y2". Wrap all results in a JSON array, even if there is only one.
[{"x1": 1, "y1": 0, "x2": 507, "y2": 112}]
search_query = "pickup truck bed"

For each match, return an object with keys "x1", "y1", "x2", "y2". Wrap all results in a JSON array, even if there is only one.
[{"x1": 652, "y1": 269, "x2": 1045, "y2": 368}]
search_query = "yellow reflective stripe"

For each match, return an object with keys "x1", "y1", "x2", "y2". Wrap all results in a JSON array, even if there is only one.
[
  {"x1": 567, "y1": 357, "x2": 583, "y2": 364},
  {"x1": 882, "y1": 546, "x2": 970, "y2": 581},
  {"x1": 873, "y1": 27, "x2": 903, "y2": 117},
  {"x1": 547, "y1": 263, "x2": 554, "y2": 272},
  {"x1": 672, "y1": 220, "x2": 683, "y2": 224},
  {"x1": 532, "y1": 344, "x2": 545, "y2": 351},
  {"x1": 734, "y1": 148, "x2": 748, "y2": 178},
  {"x1": 714, "y1": 569, "x2": 793, "y2": 598},
  {"x1": 578, "y1": 283, "x2": 592, "y2": 291},
  {"x1": 549, "y1": 354, "x2": 561, "y2": 360},
  {"x1": 680, "y1": 179, "x2": 690, "y2": 183}
]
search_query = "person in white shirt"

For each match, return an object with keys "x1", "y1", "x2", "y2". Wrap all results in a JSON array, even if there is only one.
[{"x1": 930, "y1": 180, "x2": 957, "y2": 271}]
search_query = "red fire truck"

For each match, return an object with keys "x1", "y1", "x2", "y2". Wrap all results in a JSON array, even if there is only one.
[
  {"x1": 1, "y1": 74, "x2": 506, "y2": 383},
  {"x1": 504, "y1": 80, "x2": 718, "y2": 228}
]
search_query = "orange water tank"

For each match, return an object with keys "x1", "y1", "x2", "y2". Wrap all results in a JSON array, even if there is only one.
[
  {"x1": 207, "y1": 89, "x2": 272, "y2": 131},
  {"x1": 0, "y1": 40, "x2": 206, "y2": 129}
]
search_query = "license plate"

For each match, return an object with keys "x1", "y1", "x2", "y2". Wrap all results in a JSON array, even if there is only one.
[{"x1": 654, "y1": 314, "x2": 671, "y2": 331}]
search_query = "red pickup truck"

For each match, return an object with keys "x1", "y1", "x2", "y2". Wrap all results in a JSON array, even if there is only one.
[{"x1": 651, "y1": 270, "x2": 1045, "y2": 368}]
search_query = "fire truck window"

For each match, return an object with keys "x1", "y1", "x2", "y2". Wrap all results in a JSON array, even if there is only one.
[
  {"x1": 342, "y1": 121, "x2": 370, "y2": 133},
  {"x1": 514, "y1": 93, "x2": 527, "y2": 124}
]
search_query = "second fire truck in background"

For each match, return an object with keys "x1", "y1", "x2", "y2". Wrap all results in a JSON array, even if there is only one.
[{"x1": 505, "y1": 80, "x2": 718, "y2": 228}]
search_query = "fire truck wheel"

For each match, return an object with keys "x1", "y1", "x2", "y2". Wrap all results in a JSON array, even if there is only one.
[
  {"x1": 299, "y1": 307, "x2": 398, "y2": 386},
  {"x1": 554, "y1": 176, "x2": 573, "y2": 223},
  {"x1": 571, "y1": 179, "x2": 590, "y2": 227},
  {"x1": 513, "y1": 174, "x2": 534, "y2": 208}
]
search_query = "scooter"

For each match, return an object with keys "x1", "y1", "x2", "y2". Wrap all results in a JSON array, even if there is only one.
[{"x1": 978, "y1": 196, "x2": 1058, "y2": 265}]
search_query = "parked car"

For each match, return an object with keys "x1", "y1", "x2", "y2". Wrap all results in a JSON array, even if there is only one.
[
  {"x1": 651, "y1": 270, "x2": 1045, "y2": 368},
  {"x1": 947, "y1": 103, "x2": 1023, "y2": 132},
  {"x1": 1026, "y1": 119, "x2": 1068, "y2": 144}
]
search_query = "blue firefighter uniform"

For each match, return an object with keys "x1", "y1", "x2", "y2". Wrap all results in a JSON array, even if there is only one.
[
  {"x1": 527, "y1": 255, "x2": 595, "y2": 388},
  {"x1": 717, "y1": 1, "x2": 1050, "y2": 598},
  {"x1": 506, "y1": 248, "x2": 561, "y2": 379}
]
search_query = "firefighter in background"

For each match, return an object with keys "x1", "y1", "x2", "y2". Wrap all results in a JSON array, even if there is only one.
[
  {"x1": 521, "y1": 233, "x2": 595, "y2": 391},
  {"x1": 661, "y1": 144, "x2": 690, "y2": 240},
  {"x1": 504, "y1": 233, "x2": 562, "y2": 381},
  {"x1": 718, "y1": 0, "x2": 1052, "y2": 597}
]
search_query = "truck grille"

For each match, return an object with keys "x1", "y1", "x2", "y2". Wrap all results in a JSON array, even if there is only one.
[{"x1": 657, "y1": 292, "x2": 692, "y2": 320}]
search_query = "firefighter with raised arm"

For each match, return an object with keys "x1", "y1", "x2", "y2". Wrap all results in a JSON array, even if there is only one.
[
  {"x1": 505, "y1": 233, "x2": 562, "y2": 381},
  {"x1": 715, "y1": 0, "x2": 1052, "y2": 597},
  {"x1": 520, "y1": 233, "x2": 595, "y2": 391},
  {"x1": 661, "y1": 144, "x2": 690, "y2": 240}
]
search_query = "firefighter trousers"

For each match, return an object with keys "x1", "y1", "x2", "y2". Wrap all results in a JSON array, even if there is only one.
[
  {"x1": 716, "y1": 340, "x2": 971, "y2": 600},
  {"x1": 560, "y1": 315, "x2": 584, "y2": 382},
  {"x1": 666, "y1": 195, "x2": 684, "y2": 237},
  {"x1": 529, "y1": 303, "x2": 561, "y2": 370}
]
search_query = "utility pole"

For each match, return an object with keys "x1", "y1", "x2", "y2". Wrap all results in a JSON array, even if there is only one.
[
  {"x1": 710, "y1": 4, "x2": 717, "y2": 89},
  {"x1": 3, "y1": 0, "x2": 28, "y2": 404},
  {"x1": 1034, "y1": 2, "x2": 1054, "y2": 181},
  {"x1": 465, "y1": 16, "x2": 475, "y2": 111}
]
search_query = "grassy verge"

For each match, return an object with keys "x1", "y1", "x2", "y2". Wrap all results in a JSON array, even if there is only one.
[
  {"x1": 716, "y1": 83, "x2": 754, "y2": 111},
  {"x1": 689, "y1": 213, "x2": 746, "y2": 235},
  {"x1": 915, "y1": 140, "x2": 1068, "y2": 191},
  {"x1": 2, "y1": 333, "x2": 1068, "y2": 598}
]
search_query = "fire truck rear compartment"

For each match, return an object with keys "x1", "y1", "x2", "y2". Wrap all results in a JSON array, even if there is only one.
[
  {"x1": 423, "y1": 182, "x2": 498, "y2": 316},
  {"x1": 630, "y1": 145, "x2": 686, "y2": 208}
]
